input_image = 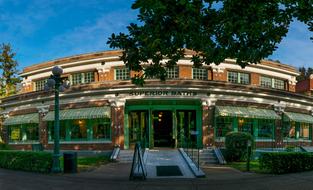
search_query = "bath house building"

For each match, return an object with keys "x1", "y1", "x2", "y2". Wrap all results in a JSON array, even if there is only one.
[{"x1": 1, "y1": 49, "x2": 313, "y2": 151}]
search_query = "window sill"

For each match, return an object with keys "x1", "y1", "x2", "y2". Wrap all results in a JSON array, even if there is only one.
[
  {"x1": 48, "y1": 140, "x2": 112, "y2": 144},
  {"x1": 255, "y1": 139, "x2": 275, "y2": 142},
  {"x1": 9, "y1": 142, "x2": 40, "y2": 145},
  {"x1": 283, "y1": 139, "x2": 312, "y2": 142}
]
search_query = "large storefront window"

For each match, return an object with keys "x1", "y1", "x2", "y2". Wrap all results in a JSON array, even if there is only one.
[
  {"x1": 8, "y1": 124, "x2": 39, "y2": 142},
  {"x1": 257, "y1": 120, "x2": 274, "y2": 139},
  {"x1": 215, "y1": 117, "x2": 232, "y2": 137},
  {"x1": 177, "y1": 110, "x2": 197, "y2": 147},
  {"x1": 128, "y1": 111, "x2": 148, "y2": 145},
  {"x1": 49, "y1": 118, "x2": 111, "y2": 141},
  {"x1": 238, "y1": 118, "x2": 254, "y2": 135},
  {"x1": 283, "y1": 121, "x2": 312, "y2": 140}
]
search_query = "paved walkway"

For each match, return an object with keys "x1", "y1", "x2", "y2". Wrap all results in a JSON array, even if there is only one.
[
  {"x1": 145, "y1": 149, "x2": 195, "y2": 178},
  {"x1": 2, "y1": 162, "x2": 313, "y2": 189}
]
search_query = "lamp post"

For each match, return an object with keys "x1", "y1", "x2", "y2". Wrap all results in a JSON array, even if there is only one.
[{"x1": 45, "y1": 66, "x2": 69, "y2": 173}]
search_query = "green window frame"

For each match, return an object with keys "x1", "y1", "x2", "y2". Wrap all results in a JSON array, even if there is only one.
[
  {"x1": 115, "y1": 68, "x2": 130, "y2": 80},
  {"x1": 84, "y1": 72, "x2": 95, "y2": 84},
  {"x1": 48, "y1": 118, "x2": 111, "y2": 142},
  {"x1": 192, "y1": 68, "x2": 207, "y2": 80},
  {"x1": 72, "y1": 73, "x2": 82, "y2": 85},
  {"x1": 227, "y1": 71, "x2": 250, "y2": 84},
  {"x1": 35, "y1": 79, "x2": 47, "y2": 91},
  {"x1": 274, "y1": 78, "x2": 285, "y2": 90},
  {"x1": 257, "y1": 119, "x2": 274, "y2": 139},
  {"x1": 260, "y1": 76, "x2": 272, "y2": 88},
  {"x1": 215, "y1": 117, "x2": 233, "y2": 137},
  {"x1": 71, "y1": 71, "x2": 95, "y2": 85},
  {"x1": 260, "y1": 76, "x2": 285, "y2": 90},
  {"x1": 282, "y1": 121, "x2": 312, "y2": 140},
  {"x1": 166, "y1": 67, "x2": 179, "y2": 79},
  {"x1": 8, "y1": 124, "x2": 39, "y2": 143}
]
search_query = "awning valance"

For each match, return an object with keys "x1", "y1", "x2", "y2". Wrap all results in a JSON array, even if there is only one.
[
  {"x1": 284, "y1": 112, "x2": 313, "y2": 124},
  {"x1": 215, "y1": 106, "x2": 280, "y2": 120},
  {"x1": 43, "y1": 107, "x2": 111, "y2": 121},
  {"x1": 3, "y1": 113, "x2": 39, "y2": 126}
]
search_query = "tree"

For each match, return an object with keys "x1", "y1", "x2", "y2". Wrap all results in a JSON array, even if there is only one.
[
  {"x1": 108, "y1": 0, "x2": 313, "y2": 85},
  {"x1": 297, "y1": 67, "x2": 313, "y2": 81},
  {"x1": 0, "y1": 43, "x2": 20, "y2": 97}
]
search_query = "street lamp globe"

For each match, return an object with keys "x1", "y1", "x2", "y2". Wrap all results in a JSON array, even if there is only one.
[
  {"x1": 47, "y1": 78, "x2": 56, "y2": 87},
  {"x1": 52, "y1": 66, "x2": 63, "y2": 76}
]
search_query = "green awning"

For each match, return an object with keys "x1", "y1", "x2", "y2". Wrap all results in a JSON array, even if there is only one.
[
  {"x1": 284, "y1": 112, "x2": 313, "y2": 124},
  {"x1": 215, "y1": 106, "x2": 280, "y2": 120},
  {"x1": 43, "y1": 107, "x2": 111, "y2": 121},
  {"x1": 3, "y1": 113, "x2": 39, "y2": 126}
]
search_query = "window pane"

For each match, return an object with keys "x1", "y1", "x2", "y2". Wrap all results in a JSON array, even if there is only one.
[
  {"x1": 228, "y1": 72, "x2": 238, "y2": 83},
  {"x1": 8, "y1": 124, "x2": 38, "y2": 142},
  {"x1": 71, "y1": 120, "x2": 87, "y2": 140},
  {"x1": 274, "y1": 79, "x2": 284, "y2": 90},
  {"x1": 300, "y1": 123, "x2": 310, "y2": 139},
  {"x1": 258, "y1": 120, "x2": 273, "y2": 138},
  {"x1": 166, "y1": 67, "x2": 179, "y2": 79},
  {"x1": 84, "y1": 72, "x2": 95, "y2": 83},
  {"x1": 93, "y1": 119, "x2": 111, "y2": 140},
  {"x1": 35, "y1": 79, "x2": 47, "y2": 91},
  {"x1": 240, "y1": 73, "x2": 250, "y2": 84},
  {"x1": 215, "y1": 117, "x2": 232, "y2": 137},
  {"x1": 192, "y1": 68, "x2": 207, "y2": 80},
  {"x1": 72, "y1": 73, "x2": 82, "y2": 85},
  {"x1": 260, "y1": 76, "x2": 272, "y2": 88},
  {"x1": 238, "y1": 118, "x2": 254, "y2": 135},
  {"x1": 115, "y1": 68, "x2": 130, "y2": 80}
]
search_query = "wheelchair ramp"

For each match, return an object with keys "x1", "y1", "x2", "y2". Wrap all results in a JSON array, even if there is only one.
[{"x1": 145, "y1": 149, "x2": 195, "y2": 178}]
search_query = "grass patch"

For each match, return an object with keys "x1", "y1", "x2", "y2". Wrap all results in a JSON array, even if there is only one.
[
  {"x1": 228, "y1": 160, "x2": 269, "y2": 174},
  {"x1": 60, "y1": 155, "x2": 110, "y2": 172}
]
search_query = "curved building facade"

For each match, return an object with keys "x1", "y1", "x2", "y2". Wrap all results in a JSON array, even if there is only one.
[{"x1": 1, "y1": 50, "x2": 313, "y2": 150}]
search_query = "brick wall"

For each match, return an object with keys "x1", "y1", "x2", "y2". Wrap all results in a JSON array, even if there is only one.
[{"x1": 179, "y1": 65, "x2": 192, "y2": 79}]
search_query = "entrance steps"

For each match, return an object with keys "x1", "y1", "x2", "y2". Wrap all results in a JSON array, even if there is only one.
[
  {"x1": 185, "y1": 148, "x2": 218, "y2": 165},
  {"x1": 117, "y1": 150, "x2": 134, "y2": 163}
]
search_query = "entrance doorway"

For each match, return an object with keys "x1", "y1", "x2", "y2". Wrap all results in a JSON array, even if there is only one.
[{"x1": 153, "y1": 110, "x2": 174, "y2": 147}]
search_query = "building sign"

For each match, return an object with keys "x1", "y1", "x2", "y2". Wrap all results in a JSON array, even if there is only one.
[
  {"x1": 11, "y1": 128, "x2": 20, "y2": 140},
  {"x1": 129, "y1": 90, "x2": 197, "y2": 96}
]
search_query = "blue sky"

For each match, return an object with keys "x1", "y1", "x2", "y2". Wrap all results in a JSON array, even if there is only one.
[{"x1": 0, "y1": 0, "x2": 312, "y2": 70}]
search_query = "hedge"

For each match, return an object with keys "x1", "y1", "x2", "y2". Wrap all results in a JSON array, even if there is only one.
[
  {"x1": 0, "y1": 151, "x2": 53, "y2": 173},
  {"x1": 259, "y1": 152, "x2": 313, "y2": 174},
  {"x1": 225, "y1": 132, "x2": 255, "y2": 161}
]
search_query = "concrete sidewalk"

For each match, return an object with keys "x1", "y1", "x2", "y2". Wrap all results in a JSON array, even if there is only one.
[{"x1": 1, "y1": 162, "x2": 313, "y2": 190}]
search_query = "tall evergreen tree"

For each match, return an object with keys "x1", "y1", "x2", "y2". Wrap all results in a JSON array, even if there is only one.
[{"x1": 0, "y1": 43, "x2": 20, "y2": 97}]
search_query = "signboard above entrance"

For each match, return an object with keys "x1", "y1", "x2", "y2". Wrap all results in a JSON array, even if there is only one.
[{"x1": 129, "y1": 90, "x2": 197, "y2": 96}]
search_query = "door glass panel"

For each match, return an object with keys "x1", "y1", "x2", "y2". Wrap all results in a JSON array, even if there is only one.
[
  {"x1": 176, "y1": 110, "x2": 196, "y2": 148},
  {"x1": 128, "y1": 111, "x2": 148, "y2": 146}
]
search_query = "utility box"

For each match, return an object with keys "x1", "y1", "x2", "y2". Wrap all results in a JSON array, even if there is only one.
[{"x1": 63, "y1": 152, "x2": 77, "y2": 173}]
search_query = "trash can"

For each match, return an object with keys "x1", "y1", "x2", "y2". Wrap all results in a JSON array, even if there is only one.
[{"x1": 63, "y1": 152, "x2": 77, "y2": 173}]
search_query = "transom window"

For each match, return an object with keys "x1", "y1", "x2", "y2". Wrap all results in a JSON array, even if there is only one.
[
  {"x1": 35, "y1": 79, "x2": 47, "y2": 91},
  {"x1": 115, "y1": 68, "x2": 130, "y2": 80},
  {"x1": 71, "y1": 71, "x2": 95, "y2": 85},
  {"x1": 166, "y1": 67, "x2": 179, "y2": 79},
  {"x1": 192, "y1": 68, "x2": 208, "y2": 80},
  {"x1": 260, "y1": 76, "x2": 285, "y2": 90},
  {"x1": 227, "y1": 71, "x2": 250, "y2": 84}
]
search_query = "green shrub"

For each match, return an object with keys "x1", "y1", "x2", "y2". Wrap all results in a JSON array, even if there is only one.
[
  {"x1": 259, "y1": 152, "x2": 313, "y2": 174},
  {"x1": 225, "y1": 131, "x2": 255, "y2": 161},
  {"x1": 0, "y1": 151, "x2": 53, "y2": 173},
  {"x1": 0, "y1": 143, "x2": 11, "y2": 150}
]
